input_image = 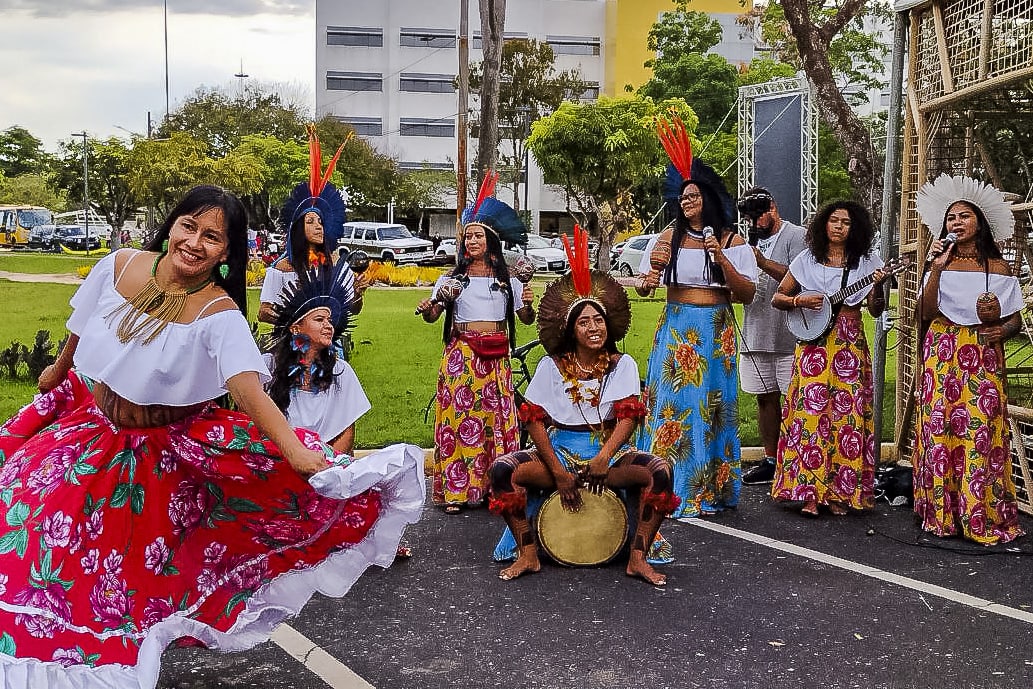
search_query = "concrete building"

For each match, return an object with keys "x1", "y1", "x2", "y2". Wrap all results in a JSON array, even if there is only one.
[{"x1": 315, "y1": 0, "x2": 752, "y2": 236}]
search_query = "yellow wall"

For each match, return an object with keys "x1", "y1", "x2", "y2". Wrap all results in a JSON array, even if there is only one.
[{"x1": 604, "y1": 0, "x2": 751, "y2": 97}]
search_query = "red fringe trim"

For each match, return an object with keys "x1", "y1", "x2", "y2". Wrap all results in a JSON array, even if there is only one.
[
  {"x1": 518, "y1": 402, "x2": 548, "y2": 424},
  {"x1": 488, "y1": 491, "x2": 526, "y2": 515},
  {"x1": 643, "y1": 491, "x2": 681, "y2": 515},
  {"x1": 613, "y1": 397, "x2": 647, "y2": 421}
]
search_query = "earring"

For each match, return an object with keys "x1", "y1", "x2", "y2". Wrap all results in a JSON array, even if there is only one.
[
  {"x1": 161, "y1": 239, "x2": 169, "y2": 252},
  {"x1": 218, "y1": 263, "x2": 229, "y2": 279}
]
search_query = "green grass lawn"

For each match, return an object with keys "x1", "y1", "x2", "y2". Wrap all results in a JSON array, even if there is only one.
[
  {"x1": 0, "y1": 253, "x2": 101, "y2": 274},
  {"x1": 0, "y1": 276, "x2": 900, "y2": 449}
]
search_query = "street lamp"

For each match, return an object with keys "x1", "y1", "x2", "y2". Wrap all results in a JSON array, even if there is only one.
[
  {"x1": 234, "y1": 59, "x2": 249, "y2": 97},
  {"x1": 72, "y1": 132, "x2": 90, "y2": 255}
]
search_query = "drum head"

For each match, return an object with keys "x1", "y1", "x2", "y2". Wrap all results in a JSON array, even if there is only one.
[{"x1": 535, "y1": 488, "x2": 628, "y2": 566}]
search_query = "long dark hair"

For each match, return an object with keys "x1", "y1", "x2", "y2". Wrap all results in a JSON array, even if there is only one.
[
  {"x1": 664, "y1": 179, "x2": 732, "y2": 286},
  {"x1": 267, "y1": 326, "x2": 336, "y2": 413},
  {"x1": 145, "y1": 185, "x2": 248, "y2": 313},
  {"x1": 442, "y1": 223, "x2": 517, "y2": 349},
  {"x1": 806, "y1": 200, "x2": 875, "y2": 270},
  {"x1": 940, "y1": 200, "x2": 1003, "y2": 265},
  {"x1": 288, "y1": 211, "x2": 335, "y2": 275},
  {"x1": 560, "y1": 300, "x2": 619, "y2": 355}
]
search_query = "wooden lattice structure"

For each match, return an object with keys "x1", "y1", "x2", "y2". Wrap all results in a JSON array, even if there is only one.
[{"x1": 895, "y1": 0, "x2": 1033, "y2": 512}]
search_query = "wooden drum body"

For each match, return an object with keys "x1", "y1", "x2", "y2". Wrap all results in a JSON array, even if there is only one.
[{"x1": 534, "y1": 488, "x2": 628, "y2": 566}]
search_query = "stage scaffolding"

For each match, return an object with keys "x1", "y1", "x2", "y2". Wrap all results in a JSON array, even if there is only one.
[{"x1": 892, "y1": 0, "x2": 1033, "y2": 512}]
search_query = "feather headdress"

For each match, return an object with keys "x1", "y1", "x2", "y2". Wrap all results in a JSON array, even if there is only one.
[
  {"x1": 460, "y1": 170, "x2": 527, "y2": 246},
  {"x1": 657, "y1": 115, "x2": 735, "y2": 226},
  {"x1": 280, "y1": 124, "x2": 352, "y2": 261},
  {"x1": 915, "y1": 174, "x2": 1015, "y2": 241},
  {"x1": 537, "y1": 224, "x2": 630, "y2": 356},
  {"x1": 270, "y1": 261, "x2": 358, "y2": 345}
]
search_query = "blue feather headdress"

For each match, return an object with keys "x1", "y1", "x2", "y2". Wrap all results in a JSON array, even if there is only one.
[
  {"x1": 271, "y1": 261, "x2": 358, "y2": 344},
  {"x1": 461, "y1": 170, "x2": 527, "y2": 246},
  {"x1": 280, "y1": 124, "x2": 351, "y2": 262}
]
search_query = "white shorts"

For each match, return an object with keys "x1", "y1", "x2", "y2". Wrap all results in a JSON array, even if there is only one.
[{"x1": 739, "y1": 351, "x2": 795, "y2": 395}]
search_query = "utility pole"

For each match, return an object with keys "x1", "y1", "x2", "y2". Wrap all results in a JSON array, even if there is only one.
[
  {"x1": 164, "y1": 0, "x2": 170, "y2": 118},
  {"x1": 456, "y1": 0, "x2": 469, "y2": 235},
  {"x1": 73, "y1": 132, "x2": 90, "y2": 255}
]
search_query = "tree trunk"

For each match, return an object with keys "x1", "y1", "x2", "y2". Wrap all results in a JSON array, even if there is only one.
[
  {"x1": 475, "y1": 0, "x2": 506, "y2": 188},
  {"x1": 780, "y1": 0, "x2": 883, "y2": 223}
]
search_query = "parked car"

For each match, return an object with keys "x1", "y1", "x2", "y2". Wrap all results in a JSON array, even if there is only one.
[
  {"x1": 503, "y1": 234, "x2": 568, "y2": 274},
  {"x1": 609, "y1": 239, "x2": 630, "y2": 266},
  {"x1": 433, "y1": 238, "x2": 457, "y2": 265},
  {"x1": 338, "y1": 222, "x2": 434, "y2": 265},
  {"x1": 55, "y1": 225, "x2": 102, "y2": 251},
  {"x1": 27, "y1": 225, "x2": 59, "y2": 251},
  {"x1": 612, "y1": 233, "x2": 658, "y2": 277}
]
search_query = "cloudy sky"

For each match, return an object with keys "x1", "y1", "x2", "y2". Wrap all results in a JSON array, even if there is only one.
[{"x1": 0, "y1": 0, "x2": 315, "y2": 152}]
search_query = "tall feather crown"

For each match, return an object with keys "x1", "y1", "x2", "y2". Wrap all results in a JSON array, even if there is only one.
[
  {"x1": 537, "y1": 224, "x2": 630, "y2": 355},
  {"x1": 657, "y1": 115, "x2": 735, "y2": 226},
  {"x1": 270, "y1": 261, "x2": 358, "y2": 344},
  {"x1": 915, "y1": 174, "x2": 1015, "y2": 241},
  {"x1": 280, "y1": 125, "x2": 351, "y2": 260}
]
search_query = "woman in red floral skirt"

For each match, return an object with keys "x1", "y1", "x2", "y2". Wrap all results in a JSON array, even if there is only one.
[{"x1": 0, "y1": 185, "x2": 422, "y2": 688}]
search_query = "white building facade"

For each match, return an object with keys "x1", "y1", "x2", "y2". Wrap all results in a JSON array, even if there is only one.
[{"x1": 316, "y1": 0, "x2": 611, "y2": 236}]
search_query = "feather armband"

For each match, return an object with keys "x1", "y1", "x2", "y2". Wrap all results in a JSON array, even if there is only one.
[
  {"x1": 642, "y1": 491, "x2": 681, "y2": 516},
  {"x1": 613, "y1": 397, "x2": 647, "y2": 421},
  {"x1": 488, "y1": 491, "x2": 526, "y2": 515},
  {"x1": 518, "y1": 402, "x2": 548, "y2": 424}
]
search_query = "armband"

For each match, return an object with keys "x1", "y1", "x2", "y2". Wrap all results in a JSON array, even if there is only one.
[
  {"x1": 488, "y1": 490, "x2": 527, "y2": 515},
  {"x1": 642, "y1": 491, "x2": 681, "y2": 516},
  {"x1": 518, "y1": 402, "x2": 548, "y2": 424},
  {"x1": 613, "y1": 396, "x2": 647, "y2": 421}
]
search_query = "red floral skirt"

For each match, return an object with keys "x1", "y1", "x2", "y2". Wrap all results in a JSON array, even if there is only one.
[{"x1": 0, "y1": 371, "x2": 384, "y2": 687}]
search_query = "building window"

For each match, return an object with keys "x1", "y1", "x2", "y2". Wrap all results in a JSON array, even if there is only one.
[
  {"x1": 400, "y1": 117, "x2": 455, "y2": 137},
  {"x1": 400, "y1": 28, "x2": 456, "y2": 48},
  {"x1": 546, "y1": 34, "x2": 600, "y2": 55},
  {"x1": 326, "y1": 71, "x2": 383, "y2": 92},
  {"x1": 399, "y1": 161, "x2": 454, "y2": 172},
  {"x1": 400, "y1": 72, "x2": 456, "y2": 93},
  {"x1": 327, "y1": 26, "x2": 383, "y2": 47},
  {"x1": 579, "y1": 82, "x2": 600, "y2": 100},
  {"x1": 472, "y1": 31, "x2": 528, "y2": 49},
  {"x1": 335, "y1": 116, "x2": 383, "y2": 136}
]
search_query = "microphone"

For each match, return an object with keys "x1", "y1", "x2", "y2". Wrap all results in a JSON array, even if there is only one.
[
  {"x1": 702, "y1": 226, "x2": 715, "y2": 261},
  {"x1": 701, "y1": 226, "x2": 725, "y2": 285},
  {"x1": 930, "y1": 232, "x2": 958, "y2": 259}
]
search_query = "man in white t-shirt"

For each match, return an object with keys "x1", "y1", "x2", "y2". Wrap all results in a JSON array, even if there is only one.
[{"x1": 738, "y1": 187, "x2": 808, "y2": 484}]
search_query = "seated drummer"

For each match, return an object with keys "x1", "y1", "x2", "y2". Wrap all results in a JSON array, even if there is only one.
[{"x1": 488, "y1": 227, "x2": 679, "y2": 585}]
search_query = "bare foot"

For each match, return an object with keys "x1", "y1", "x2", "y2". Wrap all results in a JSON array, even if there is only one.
[
  {"x1": 827, "y1": 502, "x2": 848, "y2": 516},
  {"x1": 626, "y1": 553, "x2": 667, "y2": 586},
  {"x1": 800, "y1": 500, "x2": 819, "y2": 518},
  {"x1": 499, "y1": 555, "x2": 540, "y2": 581}
]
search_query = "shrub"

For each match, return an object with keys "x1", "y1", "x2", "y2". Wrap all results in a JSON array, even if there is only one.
[
  {"x1": 77, "y1": 265, "x2": 92, "y2": 279},
  {"x1": 364, "y1": 262, "x2": 444, "y2": 287}
]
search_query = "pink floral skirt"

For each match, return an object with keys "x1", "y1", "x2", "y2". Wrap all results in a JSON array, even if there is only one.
[
  {"x1": 0, "y1": 371, "x2": 383, "y2": 687},
  {"x1": 772, "y1": 310, "x2": 877, "y2": 509},
  {"x1": 431, "y1": 337, "x2": 519, "y2": 506},
  {"x1": 912, "y1": 318, "x2": 1024, "y2": 545}
]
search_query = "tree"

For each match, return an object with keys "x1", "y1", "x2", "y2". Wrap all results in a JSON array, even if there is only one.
[
  {"x1": 393, "y1": 168, "x2": 455, "y2": 231},
  {"x1": 473, "y1": 0, "x2": 507, "y2": 188},
  {"x1": 54, "y1": 136, "x2": 139, "y2": 247},
  {"x1": 528, "y1": 95, "x2": 695, "y2": 269},
  {"x1": 0, "y1": 174, "x2": 68, "y2": 210},
  {"x1": 0, "y1": 126, "x2": 51, "y2": 178},
  {"x1": 469, "y1": 38, "x2": 588, "y2": 212},
  {"x1": 158, "y1": 85, "x2": 306, "y2": 158},
  {"x1": 637, "y1": 2, "x2": 738, "y2": 134},
  {"x1": 747, "y1": 0, "x2": 891, "y2": 219}
]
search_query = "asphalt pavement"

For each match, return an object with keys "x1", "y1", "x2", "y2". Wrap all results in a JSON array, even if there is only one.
[{"x1": 157, "y1": 481, "x2": 1033, "y2": 689}]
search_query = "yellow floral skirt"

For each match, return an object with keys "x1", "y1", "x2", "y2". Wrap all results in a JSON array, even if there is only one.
[
  {"x1": 911, "y1": 317, "x2": 1024, "y2": 545},
  {"x1": 772, "y1": 310, "x2": 876, "y2": 509},
  {"x1": 431, "y1": 337, "x2": 519, "y2": 506}
]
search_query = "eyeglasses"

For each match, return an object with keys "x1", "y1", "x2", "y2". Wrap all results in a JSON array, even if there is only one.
[{"x1": 679, "y1": 193, "x2": 702, "y2": 202}]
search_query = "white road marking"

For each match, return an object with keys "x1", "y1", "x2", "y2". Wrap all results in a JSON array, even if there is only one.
[
  {"x1": 271, "y1": 624, "x2": 376, "y2": 689},
  {"x1": 684, "y1": 518, "x2": 1033, "y2": 625}
]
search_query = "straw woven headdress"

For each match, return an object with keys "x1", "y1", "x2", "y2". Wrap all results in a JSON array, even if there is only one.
[
  {"x1": 915, "y1": 174, "x2": 1015, "y2": 241},
  {"x1": 536, "y1": 224, "x2": 630, "y2": 355}
]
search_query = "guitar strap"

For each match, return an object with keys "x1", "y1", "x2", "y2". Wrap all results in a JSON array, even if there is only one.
[{"x1": 829, "y1": 266, "x2": 850, "y2": 322}]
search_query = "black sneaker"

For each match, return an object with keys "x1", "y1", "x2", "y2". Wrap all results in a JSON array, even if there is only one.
[{"x1": 742, "y1": 458, "x2": 776, "y2": 485}]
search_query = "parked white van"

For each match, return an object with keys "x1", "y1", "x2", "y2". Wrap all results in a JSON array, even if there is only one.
[{"x1": 338, "y1": 222, "x2": 434, "y2": 265}]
